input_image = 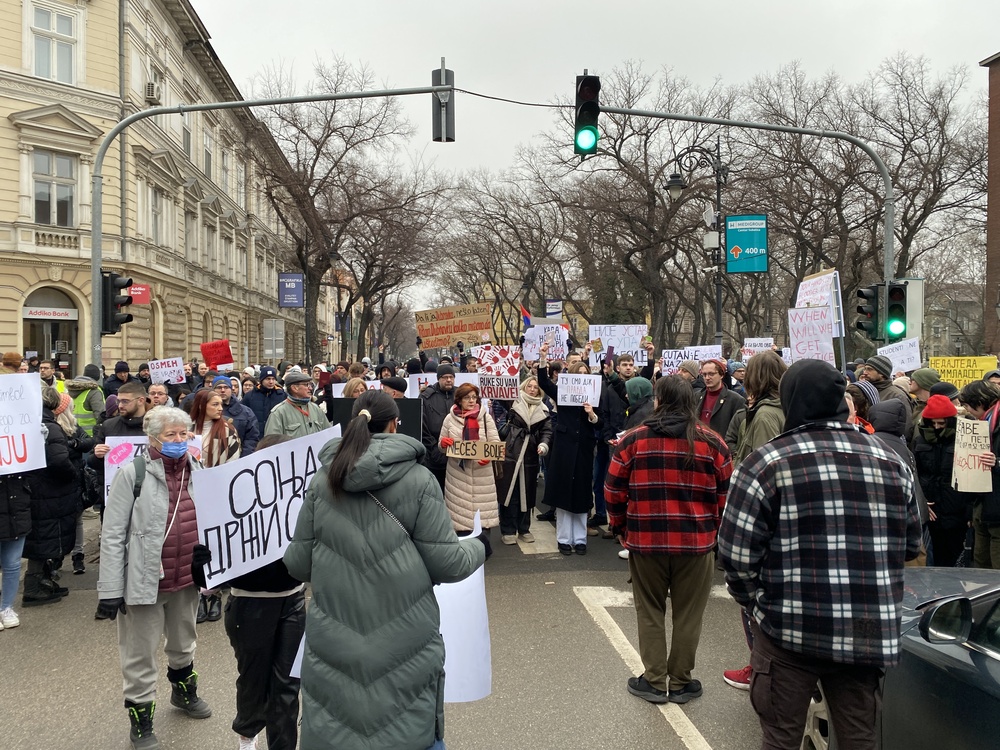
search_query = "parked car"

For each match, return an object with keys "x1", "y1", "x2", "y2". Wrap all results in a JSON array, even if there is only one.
[{"x1": 802, "y1": 566, "x2": 1000, "y2": 750}]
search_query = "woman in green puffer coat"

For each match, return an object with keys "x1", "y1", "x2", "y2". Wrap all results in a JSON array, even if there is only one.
[{"x1": 284, "y1": 389, "x2": 486, "y2": 750}]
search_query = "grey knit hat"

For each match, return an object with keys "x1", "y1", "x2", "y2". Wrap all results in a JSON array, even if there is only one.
[{"x1": 865, "y1": 355, "x2": 893, "y2": 379}]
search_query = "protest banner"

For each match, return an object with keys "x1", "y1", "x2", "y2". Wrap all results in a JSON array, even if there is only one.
[
  {"x1": 787, "y1": 306, "x2": 835, "y2": 363},
  {"x1": 148, "y1": 357, "x2": 186, "y2": 385},
  {"x1": 191, "y1": 427, "x2": 341, "y2": 588},
  {"x1": 473, "y1": 345, "x2": 521, "y2": 400},
  {"x1": 414, "y1": 303, "x2": 493, "y2": 350},
  {"x1": 588, "y1": 324, "x2": 649, "y2": 367},
  {"x1": 328, "y1": 398, "x2": 421, "y2": 441},
  {"x1": 406, "y1": 373, "x2": 480, "y2": 398},
  {"x1": 104, "y1": 436, "x2": 203, "y2": 500},
  {"x1": 0, "y1": 374, "x2": 45, "y2": 475},
  {"x1": 741, "y1": 338, "x2": 774, "y2": 360},
  {"x1": 952, "y1": 418, "x2": 993, "y2": 493},
  {"x1": 200, "y1": 339, "x2": 234, "y2": 371},
  {"x1": 330, "y1": 381, "x2": 382, "y2": 398},
  {"x1": 877, "y1": 337, "x2": 922, "y2": 374},
  {"x1": 683, "y1": 345, "x2": 723, "y2": 362},
  {"x1": 795, "y1": 269, "x2": 846, "y2": 338},
  {"x1": 557, "y1": 373, "x2": 602, "y2": 407},
  {"x1": 522, "y1": 325, "x2": 567, "y2": 361},
  {"x1": 445, "y1": 441, "x2": 507, "y2": 462},
  {"x1": 928, "y1": 356, "x2": 997, "y2": 388},
  {"x1": 660, "y1": 349, "x2": 686, "y2": 375}
]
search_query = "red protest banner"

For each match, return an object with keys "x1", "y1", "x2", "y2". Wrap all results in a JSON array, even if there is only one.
[{"x1": 200, "y1": 339, "x2": 234, "y2": 370}]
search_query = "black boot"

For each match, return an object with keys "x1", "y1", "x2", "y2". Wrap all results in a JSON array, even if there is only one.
[
  {"x1": 22, "y1": 573, "x2": 63, "y2": 607},
  {"x1": 125, "y1": 700, "x2": 160, "y2": 749},
  {"x1": 196, "y1": 595, "x2": 208, "y2": 624},
  {"x1": 72, "y1": 552, "x2": 86, "y2": 575},
  {"x1": 168, "y1": 664, "x2": 212, "y2": 719},
  {"x1": 42, "y1": 559, "x2": 68, "y2": 596},
  {"x1": 206, "y1": 593, "x2": 222, "y2": 622}
]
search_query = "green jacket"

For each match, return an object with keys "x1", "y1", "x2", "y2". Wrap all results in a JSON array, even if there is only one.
[
  {"x1": 263, "y1": 398, "x2": 330, "y2": 438},
  {"x1": 730, "y1": 396, "x2": 785, "y2": 465},
  {"x1": 284, "y1": 432, "x2": 485, "y2": 750}
]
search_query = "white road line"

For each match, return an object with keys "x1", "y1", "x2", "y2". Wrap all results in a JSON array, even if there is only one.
[
  {"x1": 518, "y1": 515, "x2": 559, "y2": 554},
  {"x1": 574, "y1": 585, "x2": 715, "y2": 750}
]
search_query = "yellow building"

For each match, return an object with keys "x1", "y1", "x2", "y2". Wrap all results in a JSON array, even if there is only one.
[{"x1": 0, "y1": 0, "x2": 325, "y2": 373}]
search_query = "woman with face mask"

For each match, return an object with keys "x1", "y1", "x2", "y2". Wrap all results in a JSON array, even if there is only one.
[{"x1": 97, "y1": 407, "x2": 213, "y2": 749}]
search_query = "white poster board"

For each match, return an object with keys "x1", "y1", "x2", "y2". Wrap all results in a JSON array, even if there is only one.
[
  {"x1": 330, "y1": 381, "x2": 381, "y2": 398},
  {"x1": 587, "y1": 324, "x2": 649, "y2": 367},
  {"x1": 407, "y1": 373, "x2": 479, "y2": 399},
  {"x1": 877, "y1": 337, "x2": 922, "y2": 375},
  {"x1": 0, "y1": 374, "x2": 45, "y2": 474},
  {"x1": 148, "y1": 357, "x2": 186, "y2": 385},
  {"x1": 474, "y1": 345, "x2": 521, "y2": 400},
  {"x1": 684, "y1": 345, "x2": 723, "y2": 362},
  {"x1": 741, "y1": 338, "x2": 774, "y2": 360},
  {"x1": 104, "y1": 435, "x2": 203, "y2": 501},
  {"x1": 952, "y1": 419, "x2": 993, "y2": 493},
  {"x1": 787, "y1": 306, "x2": 836, "y2": 364},
  {"x1": 522, "y1": 325, "x2": 567, "y2": 361},
  {"x1": 556, "y1": 373, "x2": 602, "y2": 407},
  {"x1": 661, "y1": 349, "x2": 686, "y2": 376},
  {"x1": 795, "y1": 269, "x2": 846, "y2": 338}
]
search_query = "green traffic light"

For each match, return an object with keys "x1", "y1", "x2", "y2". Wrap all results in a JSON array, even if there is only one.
[
  {"x1": 575, "y1": 126, "x2": 598, "y2": 153},
  {"x1": 887, "y1": 319, "x2": 906, "y2": 336}
]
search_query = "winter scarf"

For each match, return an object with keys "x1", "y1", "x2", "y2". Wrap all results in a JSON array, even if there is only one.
[{"x1": 453, "y1": 404, "x2": 481, "y2": 470}]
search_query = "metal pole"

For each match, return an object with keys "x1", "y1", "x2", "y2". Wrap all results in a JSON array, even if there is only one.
[
  {"x1": 89, "y1": 83, "x2": 454, "y2": 365},
  {"x1": 714, "y1": 136, "x2": 724, "y2": 349}
]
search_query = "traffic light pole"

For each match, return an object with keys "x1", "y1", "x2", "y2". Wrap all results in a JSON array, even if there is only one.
[{"x1": 89, "y1": 82, "x2": 454, "y2": 365}]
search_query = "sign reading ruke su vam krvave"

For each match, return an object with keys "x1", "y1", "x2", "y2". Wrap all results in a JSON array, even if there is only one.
[
  {"x1": 415, "y1": 303, "x2": 493, "y2": 350},
  {"x1": 445, "y1": 441, "x2": 507, "y2": 462}
]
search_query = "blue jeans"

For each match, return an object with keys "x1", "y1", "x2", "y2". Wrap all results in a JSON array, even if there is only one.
[
  {"x1": 591, "y1": 441, "x2": 610, "y2": 520},
  {"x1": 427, "y1": 740, "x2": 446, "y2": 750},
  {"x1": 1, "y1": 537, "x2": 26, "y2": 610}
]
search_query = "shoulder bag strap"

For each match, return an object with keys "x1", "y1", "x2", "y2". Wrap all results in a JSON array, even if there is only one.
[{"x1": 367, "y1": 491, "x2": 411, "y2": 539}]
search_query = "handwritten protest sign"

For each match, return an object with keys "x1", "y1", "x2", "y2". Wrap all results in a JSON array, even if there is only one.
[
  {"x1": 741, "y1": 338, "x2": 774, "y2": 360},
  {"x1": 191, "y1": 427, "x2": 340, "y2": 588},
  {"x1": 661, "y1": 349, "x2": 686, "y2": 375},
  {"x1": 330, "y1": 381, "x2": 381, "y2": 398},
  {"x1": 557, "y1": 373, "x2": 602, "y2": 407},
  {"x1": 787, "y1": 306, "x2": 835, "y2": 363},
  {"x1": 795, "y1": 269, "x2": 845, "y2": 337},
  {"x1": 522, "y1": 325, "x2": 567, "y2": 361},
  {"x1": 148, "y1": 357, "x2": 186, "y2": 385},
  {"x1": 200, "y1": 339, "x2": 234, "y2": 371},
  {"x1": 406, "y1": 373, "x2": 480, "y2": 399},
  {"x1": 105, "y1": 436, "x2": 203, "y2": 501},
  {"x1": 588, "y1": 324, "x2": 649, "y2": 367},
  {"x1": 928, "y1": 357, "x2": 997, "y2": 388},
  {"x1": 473, "y1": 345, "x2": 521, "y2": 400},
  {"x1": 877, "y1": 337, "x2": 921, "y2": 375},
  {"x1": 445, "y1": 441, "x2": 507, "y2": 462},
  {"x1": 414, "y1": 303, "x2": 492, "y2": 350},
  {"x1": 952, "y1": 418, "x2": 993, "y2": 493},
  {"x1": 781, "y1": 348, "x2": 793, "y2": 365},
  {"x1": 684, "y1": 345, "x2": 723, "y2": 362},
  {"x1": 0, "y1": 374, "x2": 45, "y2": 475}
]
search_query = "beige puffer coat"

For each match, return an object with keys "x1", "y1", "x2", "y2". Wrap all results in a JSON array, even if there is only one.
[{"x1": 439, "y1": 408, "x2": 500, "y2": 531}]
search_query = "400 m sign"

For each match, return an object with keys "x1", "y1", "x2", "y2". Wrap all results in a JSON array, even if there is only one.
[{"x1": 726, "y1": 214, "x2": 768, "y2": 274}]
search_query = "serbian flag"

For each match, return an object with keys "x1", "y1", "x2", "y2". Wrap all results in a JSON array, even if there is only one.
[{"x1": 520, "y1": 304, "x2": 531, "y2": 328}]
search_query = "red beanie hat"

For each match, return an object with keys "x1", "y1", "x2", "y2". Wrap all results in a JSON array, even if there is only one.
[{"x1": 922, "y1": 394, "x2": 957, "y2": 420}]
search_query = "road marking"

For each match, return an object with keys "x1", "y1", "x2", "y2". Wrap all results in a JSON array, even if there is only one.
[
  {"x1": 518, "y1": 514, "x2": 559, "y2": 554},
  {"x1": 574, "y1": 585, "x2": 715, "y2": 750}
]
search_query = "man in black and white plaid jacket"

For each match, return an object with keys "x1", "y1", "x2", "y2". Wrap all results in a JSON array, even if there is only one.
[{"x1": 719, "y1": 358, "x2": 922, "y2": 750}]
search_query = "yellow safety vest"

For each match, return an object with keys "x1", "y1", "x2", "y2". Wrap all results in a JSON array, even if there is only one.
[{"x1": 72, "y1": 389, "x2": 98, "y2": 436}]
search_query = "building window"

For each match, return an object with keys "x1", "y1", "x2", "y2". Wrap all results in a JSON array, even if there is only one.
[
  {"x1": 222, "y1": 236, "x2": 233, "y2": 276},
  {"x1": 184, "y1": 212, "x2": 197, "y2": 260},
  {"x1": 32, "y1": 5, "x2": 75, "y2": 84},
  {"x1": 205, "y1": 225, "x2": 217, "y2": 271},
  {"x1": 256, "y1": 254, "x2": 264, "y2": 291},
  {"x1": 237, "y1": 245, "x2": 247, "y2": 278},
  {"x1": 33, "y1": 150, "x2": 75, "y2": 227},
  {"x1": 181, "y1": 110, "x2": 192, "y2": 158},
  {"x1": 235, "y1": 162, "x2": 245, "y2": 209},
  {"x1": 203, "y1": 129, "x2": 214, "y2": 181},
  {"x1": 221, "y1": 150, "x2": 230, "y2": 196},
  {"x1": 151, "y1": 188, "x2": 164, "y2": 245}
]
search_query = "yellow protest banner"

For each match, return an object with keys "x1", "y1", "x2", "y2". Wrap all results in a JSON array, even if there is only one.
[
  {"x1": 445, "y1": 441, "x2": 507, "y2": 462},
  {"x1": 928, "y1": 356, "x2": 997, "y2": 389},
  {"x1": 415, "y1": 303, "x2": 492, "y2": 350}
]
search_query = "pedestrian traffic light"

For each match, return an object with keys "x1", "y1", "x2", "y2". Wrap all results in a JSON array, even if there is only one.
[
  {"x1": 856, "y1": 283, "x2": 881, "y2": 341},
  {"x1": 574, "y1": 74, "x2": 601, "y2": 155},
  {"x1": 886, "y1": 281, "x2": 907, "y2": 342},
  {"x1": 101, "y1": 270, "x2": 134, "y2": 335}
]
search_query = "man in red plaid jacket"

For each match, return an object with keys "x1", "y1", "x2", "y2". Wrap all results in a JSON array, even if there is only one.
[{"x1": 606, "y1": 375, "x2": 732, "y2": 705}]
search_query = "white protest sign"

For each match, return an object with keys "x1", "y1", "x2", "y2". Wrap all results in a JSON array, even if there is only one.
[
  {"x1": 406, "y1": 372, "x2": 480, "y2": 399},
  {"x1": 781, "y1": 348, "x2": 793, "y2": 365},
  {"x1": 330, "y1": 381, "x2": 382, "y2": 398},
  {"x1": 877, "y1": 337, "x2": 922, "y2": 375},
  {"x1": 104, "y1": 436, "x2": 204, "y2": 501},
  {"x1": 148, "y1": 357, "x2": 186, "y2": 385},
  {"x1": 952, "y1": 419, "x2": 993, "y2": 493},
  {"x1": 741, "y1": 338, "x2": 774, "y2": 360},
  {"x1": 684, "y1": 345, "x2": 723, "y2": 362},
  {"x1": 0, "y1": 374, "x2": 45, "y2": 474},
  {"x1": 474, "y1": 345, "x2": 521, "y2": 400},
  {"x1": 795, "y1": 269, "x2": 846, "y2": 338},
  {"x1": 191, "y1": 426, "x2": 341, "y2": 588},
  {"x1": 787, "y1": 306, "x2": 835, "y2": 364},
  {"x1": 588, "y1": 324, "x2": 649, "y2": 367},
  {"x1": 661, "y1": 349, "x2": 686, "y2": 375},
  {"x1": 557, "y1": 373, "x2": 602, "y2": 407},
  {"x1": 522, "y1": 325, "x2": 567, "y2": 361}
]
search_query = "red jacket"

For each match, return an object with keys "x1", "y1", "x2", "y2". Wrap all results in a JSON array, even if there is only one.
[{"x1": 605, "y1": 422, "x2": 732, "y2": 555}]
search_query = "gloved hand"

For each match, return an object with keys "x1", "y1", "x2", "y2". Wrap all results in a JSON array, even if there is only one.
[
  {"x1": 191, "y1": 544, "x2": 212, "y2": 588},
  {"x1": 476, "y1": 531, "x2": 493, "y2": 560},
  {"x1": 478, "y1": 459, "x2": 490, "y2": 466},
  {"x1": 457, "y1": 341, "x2": 464, "y2": 352},
  {"x1": 440, "y1": 437, "x2": 455, "y2": 449},
  {"x1": 416, "y1": 336, "x2": 423, "y2": 347},
  {"x1": 96, "y1": 597, "x2": 126, "y2": 621}
]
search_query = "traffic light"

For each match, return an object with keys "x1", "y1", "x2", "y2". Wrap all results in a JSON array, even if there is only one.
[
  {"x1": 431, "y1": 67, "x2": 455, "y2": 143},
  {"x1": 101, "y1": 270, "x2": 134, "y2": 335},
  {"x1": 856, "y1": 283, "x2": 881, "y2": 341},
  {"x1": 574, "y1": 74, "x2": 601, "y2": 155},
  {"x1": 886, "y1": 281, "x2": 907, "y2": 342}
]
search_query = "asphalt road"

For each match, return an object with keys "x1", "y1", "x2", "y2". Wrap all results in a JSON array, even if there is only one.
[{"x1": 0, "y1": 512, "x2": 763, "y2": 750}]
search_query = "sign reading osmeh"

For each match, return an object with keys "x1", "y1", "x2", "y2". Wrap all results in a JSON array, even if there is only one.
[
  {"x1": 148, "y1": 357, "x2": 185, "y2": 385},
  {"x1": 726, "y1": 215, "x2": 768, "y2": 273}
]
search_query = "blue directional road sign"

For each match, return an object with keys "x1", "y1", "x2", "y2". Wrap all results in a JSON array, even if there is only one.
[
  {"x1": 725, "y1": 214, "x2": 768, "y2": 273},
  {"x1": 278, "y1": 273, "x2": 304, "y2": 308}
]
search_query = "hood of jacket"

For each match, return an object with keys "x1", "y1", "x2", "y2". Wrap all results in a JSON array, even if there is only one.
[
  {"x1": 625, "y1": 376, "x2": 653, "y2": 403},
  {"x1": 781, "y1": 359, "x2": 849, "y2": 432},
  {"x1": 321, "y1": 432, "x2": 427, "y2": 494},
  {"x1": 65, "y1": 377, "x2": 101, "y2": 394},
  {"x1": 867, "y1": 399, "x2": 909, "y2": 438}
]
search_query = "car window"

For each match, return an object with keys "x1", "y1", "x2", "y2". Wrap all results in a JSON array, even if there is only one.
[{"x1": 970, "y1": 597, "x2": 1000, "y2": 654}]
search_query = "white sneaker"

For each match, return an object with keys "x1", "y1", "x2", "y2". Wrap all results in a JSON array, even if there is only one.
[
  {"x1": 618, "y1": 549, "x2": 630, "y2": 560},
  {"x1": 1, "y1": 608, "x2": 20, "y2": 629},
  {"x1": 237, "y1": 735, "x2": 258, "y2": 750},
  {"x1": 501, "y1": 534, "x2": 517, "y2": 545}
]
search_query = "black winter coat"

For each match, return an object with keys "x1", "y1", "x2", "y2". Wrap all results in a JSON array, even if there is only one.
[
  {"x1": 419, "y1": 384, "x2": 454, "y2": 472},
  {"x1": 0, "y1": 474, "x2": 32, "y2": 541},
  {"x1": 914, "y1": 424, "x2": 969, "y2": 529},
  {"x1": 497, "y1": 402, "x2": 553, "y2": 512},
  {"x1": 538, "y1": 365, "x2": 602, "y2": 514},
  {"x1": 243, "y1": 385, "x2": 287, "y2": 433},
  {"x1": 23, "y1": 410, "x2": 81, "y2": 561}
]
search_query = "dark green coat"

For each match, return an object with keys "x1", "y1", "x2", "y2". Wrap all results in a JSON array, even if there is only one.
[{"x1": 284, "y1": 432, "x2": 485, "y2": 750}]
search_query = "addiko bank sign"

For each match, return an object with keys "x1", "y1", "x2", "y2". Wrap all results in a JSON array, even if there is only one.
[{"x1": 23, "y1": 307, "x2": 79, "y2": 320}]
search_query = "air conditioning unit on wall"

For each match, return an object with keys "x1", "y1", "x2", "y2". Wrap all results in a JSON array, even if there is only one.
[{"x1": 144, "y1": 81, "x2": 161, "y2": 105}]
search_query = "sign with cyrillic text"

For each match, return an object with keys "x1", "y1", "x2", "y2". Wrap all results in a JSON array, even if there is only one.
[
  {"x1": 952, "y1": 418, "x2": 993, "y2": 493},
  {"x1": 556, "y1": 373, "x2": 602, "y2": 407},
  {"x1": 588, "y1": 324, "x2": 649, "y2": 367}
]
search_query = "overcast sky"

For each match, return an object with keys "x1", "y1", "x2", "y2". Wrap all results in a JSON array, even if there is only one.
[{"x1": 191, "y1": 0, "x2": 997, "y2": 175}]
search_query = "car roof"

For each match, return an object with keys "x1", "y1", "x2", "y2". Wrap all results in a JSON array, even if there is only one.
[{"x1": 903, "y1": 567, "x2": 1000, "y2": 612}]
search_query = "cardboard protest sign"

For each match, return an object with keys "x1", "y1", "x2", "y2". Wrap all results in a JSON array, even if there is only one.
[
  {"x1": 928, "y1": 357, "x2": 997, "y2": 389},
  {"x1": 741, "y1": 338, "x2": 774, "y2": 360},
  {"x1": 191, "y1": 427, "x2": 341, "y2": 588},
  {"x1": 148, "y1": 357, "x2": 186, "y2": 385},
  {"x1": 588, "y1": 324, "x2": 649, "y2": 367},
  {"x1": 414, "y1": 303, "x2": 492, "y2": 350},
  {"x1": 557, "y1": 373, "x2": 602, "y2": 407},
  {"x1": 474, "y1": 345, "x2": 520, "y2": 400},
  {"x1": 200, "y1": 339, "x2": 234, "y2": 371},
  {"x1": 952, "y1": 418, "x2": 993, "y2": 493},
  {"x1": 877, "y1": 337, "x2": 921, "y2": 375},
  {"x1": 683, "y1": 345, "x2": 723, "y2": 362},
  {"x1": 104, "y1": 436, "x2": 203, "y2": 501},
  {"x1": 522, "y1": 325, "x2": 567, "y2": 361},
  {"x1": 787, "y1": 306, "x2": 835, "y2": 364},
  {"x1": 445, "y1": 441, "x2": 507, "y2": 462},
  {"x1": 0, "y1": 374, "x2": 45, "y2": 475},
  {"x1": 661, "y1": 349, "x2": 686, "y2": 375}
]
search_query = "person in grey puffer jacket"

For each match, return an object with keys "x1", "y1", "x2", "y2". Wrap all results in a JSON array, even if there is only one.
[{"x1": 284, "y1": 390, "x2": 485, "y2": 750}]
